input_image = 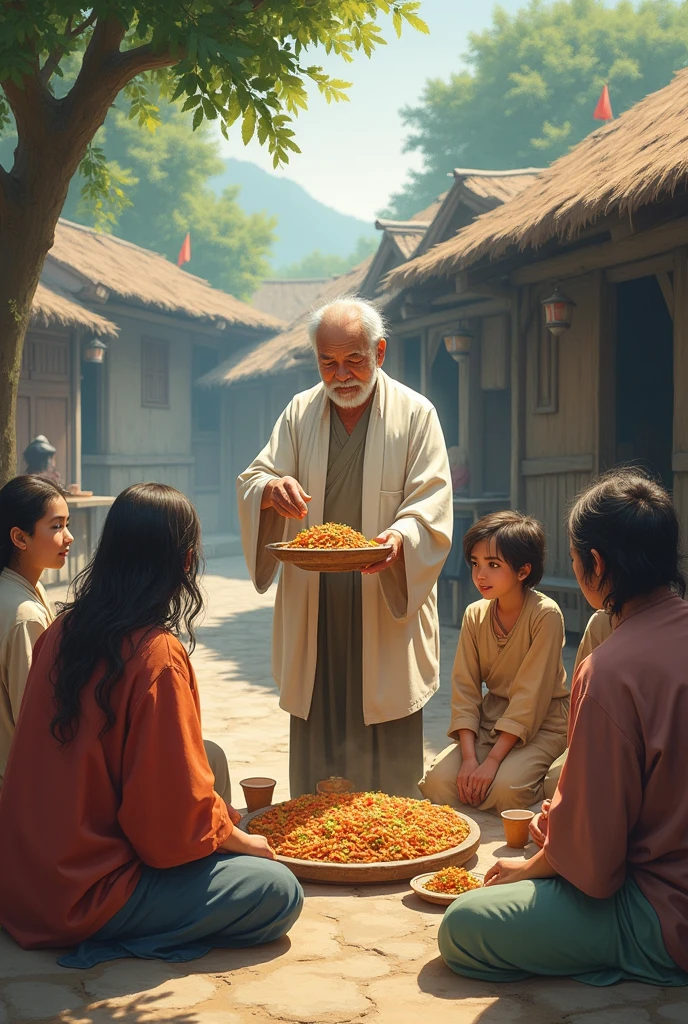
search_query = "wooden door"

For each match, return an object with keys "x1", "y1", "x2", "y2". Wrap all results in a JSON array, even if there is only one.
[
  {"x1": 35, "y1": 397, "x2": 69, "y2": 479},
  {"x1": 16, "y1": 331, "x2": 73, "y2": 482}
]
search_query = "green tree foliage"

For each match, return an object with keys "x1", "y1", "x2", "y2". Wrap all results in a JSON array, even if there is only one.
[
  {"x1": 0, "y1": 0, "x2": 428, "y2": 484},
  {"x1": 0, "y1": 1, "x2": 429, "y2": 176},
  {"x1": 385, "y1": 0, "x2": 688, "y2": 218},
  {"x1": 61, "y1": 102, "x2": 276, "y2": 299},
  {"x1": 274, "y1": 234, "x2": 377, "y2": 279}
]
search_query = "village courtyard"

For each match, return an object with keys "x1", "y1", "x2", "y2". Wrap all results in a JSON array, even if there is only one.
[{"x1": 0, "y1": 555, "x2": 684, "y2": 1024}]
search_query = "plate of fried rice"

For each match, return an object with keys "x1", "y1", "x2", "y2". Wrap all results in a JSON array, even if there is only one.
[
  {"x1": 267, "y1": 523, "x2": 392, "y2": 572},
  {"x1": 240, "y1": 792, "x2": 481, "y2": 883},
  {"x1": 410, "y1": 866, "x2": 484, "y2": 906}
]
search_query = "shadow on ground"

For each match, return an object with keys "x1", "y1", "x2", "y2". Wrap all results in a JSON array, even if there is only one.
[
  {"x1": 0, "y1": 932, "x2": 293, "y2": 1024},
  {"x1": 196, "y1": 606, "x2": 277, "y2": 693}
]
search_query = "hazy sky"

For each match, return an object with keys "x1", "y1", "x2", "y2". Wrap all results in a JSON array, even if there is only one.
[{"x1": 217, "y1": 0, "x2": 528, "y2": 221}]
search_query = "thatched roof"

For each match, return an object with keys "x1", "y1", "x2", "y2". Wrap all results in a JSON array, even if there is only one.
[
  {"x1": 251, "y1": 277, "x2": 330, "y2": 322},
  {"x1": 374, "y1": 221, "x2": 430, "y2": 259},
  {"x1": 357, "y1": 195, "x2": 448, "y2": 300},
  {"x1": 388, "y1": 169, "x2": 544, "y2": 287},
  {"x1": 411, "y1": 195, "x2": 447, "y2": 222},
  {"x1": 452, "y1": 168, "x2": 545, "y2": 209},
  {"x1": 47, "y1": 220, "x2": 284, "y2": 331},
  {"x1": 198, "y1": 257, "x2": 374, "y2": 387},
  {"x1": 31, "y1": 282, "x2": 118, "y2": 337},
  {"x1": 388, "y1": 71, "x2": 688, "y2": 286}
]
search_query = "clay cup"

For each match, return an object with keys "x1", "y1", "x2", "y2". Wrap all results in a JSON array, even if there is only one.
[
  {"x1": 501, "y1": 809, "x2": 535, "y2": 849},
  {"x1": 240, "y1": 777, "x2": 276, "y2": 813},
  {"x1": 316, "y1": 777, "x2": 355, "y2": 795}
]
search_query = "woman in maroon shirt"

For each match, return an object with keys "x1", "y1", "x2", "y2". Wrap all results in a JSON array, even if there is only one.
[{"x1": 439, "y1": 469, "x2": 688, "y2": 987}]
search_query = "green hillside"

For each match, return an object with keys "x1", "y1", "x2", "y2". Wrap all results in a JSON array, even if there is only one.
[{"x1": 209, "y1": 158, "x2": 376, "y2": 271}]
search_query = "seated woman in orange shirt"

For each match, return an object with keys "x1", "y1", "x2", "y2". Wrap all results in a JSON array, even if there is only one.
[
  {"x1": 0, "y1": 483, "x2": 302, "y2": 968},
  {"x1": 438, "y1": 469, "x2": 688, "y2": 987}
]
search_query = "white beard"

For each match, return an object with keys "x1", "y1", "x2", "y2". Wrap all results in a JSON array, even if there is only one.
[{"x1": 323, "y1": 365, "x2": 379, "y2": 409}]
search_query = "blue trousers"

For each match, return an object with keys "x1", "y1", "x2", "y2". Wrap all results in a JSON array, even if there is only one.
[{"x1": 59, "y1": 853, "x2": 304, "y2": 969}]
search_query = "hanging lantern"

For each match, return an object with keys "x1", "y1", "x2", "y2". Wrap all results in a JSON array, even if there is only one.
[
  {"x1": 82, "y1": 337, "x2": 108, "y2": 364},
  {"x1": 542, "y1": 288, "x2": 576, "y2": 337},
  {"x1": 443, "y1": 327, "x2": 474, "y2": 363}
]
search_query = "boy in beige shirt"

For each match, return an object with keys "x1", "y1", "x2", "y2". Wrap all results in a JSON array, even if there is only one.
[{"x1": 420, "y1": 511, "x2": 569, "y2": 812}]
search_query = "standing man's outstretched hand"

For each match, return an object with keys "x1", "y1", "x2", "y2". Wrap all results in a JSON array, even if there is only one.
[{"x1": 261, "y1": 476, "x2": 312, "y2": 519}]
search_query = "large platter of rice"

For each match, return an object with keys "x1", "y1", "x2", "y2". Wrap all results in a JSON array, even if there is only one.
[{"x1": 240, "y1": 792, "x2": 481, "y2": 883}]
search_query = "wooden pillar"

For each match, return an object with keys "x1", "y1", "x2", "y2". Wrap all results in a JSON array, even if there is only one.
[
  {"x1": 467, "y1": 319, "x2": 483, "y2": 497},
  {"x1": 419, "y1": 329, "x2": 429, "y2": 396},
  {"x1": 592, "y1": 271, "x2": 616, "y2": 474},
  {"x1": 672, "y1": 247, "x2": 688, "y2": 541},
  {"x1": 457, "y1": 354, "x2": 470, "y2": 461},
  {"x1": 71, "y1": 330, "x2": 82, "y2": 489},
  {"x1": 510, "y1": 287, "x2": 527, "y2": 510}
]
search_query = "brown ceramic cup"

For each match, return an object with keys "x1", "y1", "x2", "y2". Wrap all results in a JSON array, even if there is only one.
[
  {"x1": 240, "y1": 777, "x2": 276, "y2": 813},
  {"x1": 501, "y1": 809, "x2": 535, "y2": 849}
]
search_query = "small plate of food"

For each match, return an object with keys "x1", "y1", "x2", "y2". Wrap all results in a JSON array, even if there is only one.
[
  {"x1": 410, "y1": 865, "x2": 484, "y2": 906},
  {"x1": 267, "y1": 522, "x2": 392, "y2": 572}
]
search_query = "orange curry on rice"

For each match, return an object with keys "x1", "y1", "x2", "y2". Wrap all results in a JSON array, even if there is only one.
[
  {"x1": 424, "y1": 866, "x2": 482, "y2": 895},
  {"x1": 247, "y1": 792, "x2": 470, "y2": 864},
  {"x1": 285, "y1": 523, "x2": 379, "y2": 550}
]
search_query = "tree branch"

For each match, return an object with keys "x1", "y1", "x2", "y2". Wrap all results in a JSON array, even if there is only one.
[
  {"x1": 108, "y1": 43, "x2": 180, "y2": 88},
  {"x1": 40, "y1": 11, "x2": 98, "y2": 86},
  {"x1": 61, "y1": 15, "x2": 128, "y2": 124},
  {"x1": 77, "y1": 15, "x2": 129, "y2": 85}
]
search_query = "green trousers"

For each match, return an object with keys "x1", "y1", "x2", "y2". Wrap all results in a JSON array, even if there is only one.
[{"x1": 439, "y1": 876, "x2": 688, "y2": 987}]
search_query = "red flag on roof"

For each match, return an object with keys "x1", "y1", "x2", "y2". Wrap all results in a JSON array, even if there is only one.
[
  {"x1": 177, "y1": 232, "x2": 191, "y2": 267},
  {"x1": 593, "y1": 85, "x2": 613, "y2": 121}
]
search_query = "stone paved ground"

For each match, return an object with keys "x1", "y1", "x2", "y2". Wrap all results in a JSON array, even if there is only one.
[{"x1": 1, "y1": 557, "x2": 686, "y2": 1024}]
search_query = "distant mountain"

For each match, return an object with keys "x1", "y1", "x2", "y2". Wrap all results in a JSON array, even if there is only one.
[{"x1": 209, "y1": 158, "x2": 376, "y2": 270}]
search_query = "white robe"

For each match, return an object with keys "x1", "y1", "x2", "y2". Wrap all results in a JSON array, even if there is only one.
[{"x1": 237, "y1": 370, "x2": 453, "y2": 725}]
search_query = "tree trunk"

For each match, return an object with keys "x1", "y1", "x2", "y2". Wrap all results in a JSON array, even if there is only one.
[
  {"x1": 0, "y1": 204, "x2": 56, "y2": 485},
  {"x1": 0, "y1": 27, "x2": 169, "y2": 486},
  {"x1": 0, "y1": 113, "x2": 110, "y2": 486}
]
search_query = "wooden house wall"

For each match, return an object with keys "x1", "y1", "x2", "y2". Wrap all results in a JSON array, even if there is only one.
[
  {"x1": 79, "y1": 310, "x2": 262, "y2": 534},
  {"x1": 82, "y1": 313, "x2": 194, "y2": 498},
  {"x1": 518, "y1": 275, "x2": 602, "y2": 579}
]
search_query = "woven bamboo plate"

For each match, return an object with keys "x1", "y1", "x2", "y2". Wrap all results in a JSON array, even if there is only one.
[
  {"x1": 266, "y1": 542, "x2": 392, "y2": 573},
  {"x1": 239, "y1": 804, "x2": 481, "y2": 884},
  {"x1": 410, "y1": 870, "x2": 484, "y2": 907}
]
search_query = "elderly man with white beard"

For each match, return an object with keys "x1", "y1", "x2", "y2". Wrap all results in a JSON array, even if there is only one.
[{"x1": 237, "y1": 297, "x2": 453, "y2": 798}]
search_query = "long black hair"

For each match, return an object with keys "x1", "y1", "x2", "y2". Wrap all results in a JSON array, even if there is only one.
[
  {"x1": 0, "y1": 475, "x2": 65, "y2": 571},
  {"x1": 568, "y1": 468, "x2": 685, "y2": 617},
  {"x1": 51, "y1": 482, "x2": 204, "y2": 744}
]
